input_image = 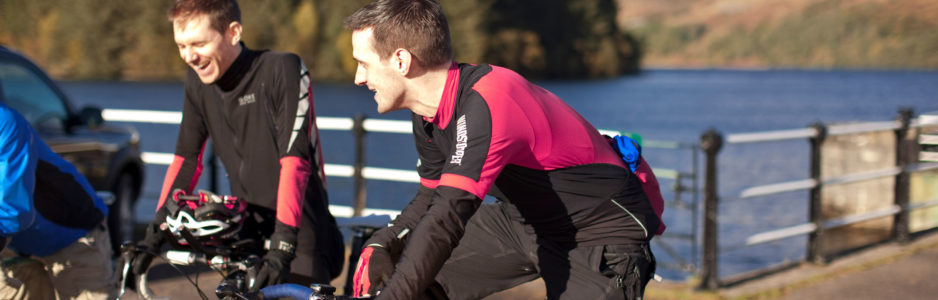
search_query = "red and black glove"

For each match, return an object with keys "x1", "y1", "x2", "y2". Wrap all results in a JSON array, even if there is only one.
[
  {"x1": 351, "y1": 185, "x2": 431, "y2": 297},
  {"x1": 352, "y1": 245, "x2": 394, "y2": 297}
]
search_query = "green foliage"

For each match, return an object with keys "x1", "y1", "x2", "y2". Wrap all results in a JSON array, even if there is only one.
[
  {"x1": 0, "y1": 0, "x2": 640, "y2": 80},
  {"x1": 479, "y1": 0, "x2": 640, "y2": 78}
]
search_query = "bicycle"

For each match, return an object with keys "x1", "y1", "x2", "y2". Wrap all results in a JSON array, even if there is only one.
[
  {"x1": 115, "y1": 190, "x2": 390, "y2": 300},
  {"x1": 118, "y1": 244, "x2": 376, "y2": 300}
]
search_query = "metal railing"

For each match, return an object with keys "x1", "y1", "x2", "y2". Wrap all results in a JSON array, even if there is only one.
[
  {"x1": 697, "y1": 109, "x2": 938, "y2": 289},
  {"x1": 103, "y1": 109, "x2": 701, "y2": 275}
]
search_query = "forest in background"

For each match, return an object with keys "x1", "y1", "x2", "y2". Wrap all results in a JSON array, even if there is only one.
[
  {"x1": 0, "y1": 0, "x2": 638, "y2": 81},
  {"x1": 616, "y1": 0, "x2": 938, "y2": 69},
  {"x1": 2, "y1": 0, "x2": 937, "y2": 82}
]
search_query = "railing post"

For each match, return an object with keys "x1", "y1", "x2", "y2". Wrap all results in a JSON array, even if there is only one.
[
  {"x1": 808, "y1": 122, "x2": 828, "y2": 264},
  {"x1": 352, "y1": 114, "x2": 367, "y2": 217},
  {"x1": 699, "y1": 129, "x2": 722, "y2": 291},
  {"x1": 894, "y1": 108, "x2": 914, "y2": 243},
  {"x1": 692, "y1": 143, "x2": 700, "y2": 273},
  {"x1": 208, "y1": 144, "x2": 218, "y2": 193}
]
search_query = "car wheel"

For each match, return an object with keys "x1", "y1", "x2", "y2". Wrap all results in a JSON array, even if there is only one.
[{"x1": 109, "y1": 172, "x2": 137, "y2": 254}]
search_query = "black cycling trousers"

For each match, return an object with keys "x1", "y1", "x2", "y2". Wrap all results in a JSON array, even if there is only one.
[{"x1": 435, "y1": 201, "x2": 656, "y2": 300}]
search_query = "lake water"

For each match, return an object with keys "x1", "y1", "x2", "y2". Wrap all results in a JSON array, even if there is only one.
[{"x1": 59, "y1": 69, "x2": 938, "y2": 280}]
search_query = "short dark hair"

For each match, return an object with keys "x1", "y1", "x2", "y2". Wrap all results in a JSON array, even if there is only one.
[
  {"x1": 344, "y1": 0, "x2": 453, "y2": 68},
  {"x1": 168, "y1": 0, "x2": 241, "y2": 35}
]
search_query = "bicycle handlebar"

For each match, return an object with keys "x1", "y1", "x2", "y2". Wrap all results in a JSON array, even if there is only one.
[
  {"x1": 258, "y1": 283, "x2": 312, "y2": 299},
  {"x1": 118, "y1": 243, "x2": 258, "y2": 300},
  {"x1": 256, "y1": 283, "x2": 375, "y2": 300}
]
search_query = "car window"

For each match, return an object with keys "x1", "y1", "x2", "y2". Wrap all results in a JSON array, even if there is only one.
[{"x1": 0, "y1": 60, "x2": 68, "y2": 130}]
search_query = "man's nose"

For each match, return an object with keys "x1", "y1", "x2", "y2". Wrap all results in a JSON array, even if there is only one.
[
  {"x1": 181, "y1": 48, "x2": 197, "y2": 64},
  {"x1": 353, "y1": 70, "x2": 366, "y2": 86}
]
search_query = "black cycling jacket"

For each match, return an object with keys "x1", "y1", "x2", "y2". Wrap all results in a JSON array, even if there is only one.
[{"x1": 157, "y1": 45, "x2": 333, "y2": 256}]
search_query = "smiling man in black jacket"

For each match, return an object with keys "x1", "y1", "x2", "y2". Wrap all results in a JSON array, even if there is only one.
[{"x1": 129, "y1": 0, "x2": 344, "y2": 291}]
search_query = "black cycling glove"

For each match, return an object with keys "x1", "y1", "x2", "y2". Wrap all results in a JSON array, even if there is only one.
[
  {"x1": 131, "y1": 207, "x2": 169, "y2": 276},
  {"x1": 251, "y1": 222, "x2": 297, "y2": 292}
]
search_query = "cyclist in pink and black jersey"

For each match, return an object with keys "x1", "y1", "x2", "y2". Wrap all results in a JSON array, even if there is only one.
[{"x1": 345, "y1": 1, "x2": 665, "y2": 299}]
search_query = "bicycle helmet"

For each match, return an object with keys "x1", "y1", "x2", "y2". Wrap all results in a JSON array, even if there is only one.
[{"x1": 163, "y1": 189, "x2": 247, "y2": 246}]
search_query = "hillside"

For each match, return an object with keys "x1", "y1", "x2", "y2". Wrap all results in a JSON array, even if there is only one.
[
  {"x1": 0, "y1": 0, "x2": 638, "y2": 81},
  {"x1": 616, "y1": 0, "x2": 938, "y2": 69}
]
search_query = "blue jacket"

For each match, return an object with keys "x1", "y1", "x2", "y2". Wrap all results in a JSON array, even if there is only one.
[{"x1": 0, "y1": 103, "x2": 107, "y2": 257}]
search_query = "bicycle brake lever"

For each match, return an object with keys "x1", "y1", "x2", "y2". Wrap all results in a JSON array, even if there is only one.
[
  {"x1": 116, "y1": 243, "x2": 138, "y2": 300},
  {"x1": 116, "y1": 259, "x2": 131, "y2": 299}
]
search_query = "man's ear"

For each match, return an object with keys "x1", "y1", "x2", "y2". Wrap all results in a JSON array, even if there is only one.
[
  {"x1": 394, "y1": 48, "x2": 413, "y2": 76},
  {"x1": 227, "y1": 21, "x2": 243, "y2": 45}
]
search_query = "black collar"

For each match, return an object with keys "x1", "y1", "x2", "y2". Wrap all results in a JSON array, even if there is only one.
[{"x1": 215, "y1": 43, "x2": 258, "y2": 91}]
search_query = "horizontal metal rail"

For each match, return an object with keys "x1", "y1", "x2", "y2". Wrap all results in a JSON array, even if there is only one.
[
  {"x1": 821, "y1": 167, "x2": 901, "y2": 186},
  {"x1": 725, "y1": 128, "x2": 818, "y2": 144},
  {"x1": 742, "y1": 223, "x2": 817, "y2": 247},
  {"x1": 103, "y1": 109, "x2": 182, "y2": 124},
  {"x1": 736, "y1": 166, "x2": 914, "y2": 199},
  {"x1": 827, "y1": 121, "x2": 901, "y2": 136},
  {"x1": 822, "y1": 205, "x2": 901, "y2": 229},
  {"x1": 922, "y1": 152, "x2": 938, "y2": 162},
  {"x1": 920, "y1": 134, "x2": 938, "y2": 145},
  {"x1": 911, "y1": 116, "x2": 938, "y2": 127},
  {"x1": 738, "y1": 205, "x2": 901, "y2": 248},
  {"x1": 907, "y1": 162, "x2": 938, "y2": 172},
  {"x1": 723, "y1": 119, "x2": 928, "y2": 145},
  {"x1": 738, "y1": 179, "x2": 817, "y2": 199},
  {"x1": 328, "y1": 205, "x2": 400, "y2": 219},
  {"x1": 104, "y1": 109, "x2": 410, "y2": 134},
  {"x1": 907, "y1": 196, "x2": 938, "y2": 211},
  {"x1": 737, "y1": 197, "x2": 938, "y2": 249},
  {"x1": 142, "y1": 152, "x2": 420, "y2": 183}
]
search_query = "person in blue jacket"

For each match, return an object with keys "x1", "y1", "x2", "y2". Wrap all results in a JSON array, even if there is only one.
[{"x1": 0, "y1": 101, "x2": 116, "y2": 299}]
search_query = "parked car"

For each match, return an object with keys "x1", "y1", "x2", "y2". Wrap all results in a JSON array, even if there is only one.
[{"x1": 0, "y1": 45, "x2": 144, "y2": 252}]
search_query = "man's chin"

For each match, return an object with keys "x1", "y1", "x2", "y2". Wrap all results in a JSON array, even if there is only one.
[
  {"x1": 376, "y1": 105, "x2": 400, "y2": 114},
  {"x1": 375, "y1": 102, "x2": 388, "y2": 114},
  {"x1": 197, "y1": 75, "x2": 216, "y2": 84}
]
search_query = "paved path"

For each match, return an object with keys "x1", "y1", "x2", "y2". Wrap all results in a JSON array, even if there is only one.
[
  {"x1": 117, "y1": 252, "x2": 547, "y2": 299},
  {"x1": 778, "y1": 245, "x2": 938, "y2": 300},
  {"x1": 119, "y1": 232, "x2": 938, "y2": 299}
]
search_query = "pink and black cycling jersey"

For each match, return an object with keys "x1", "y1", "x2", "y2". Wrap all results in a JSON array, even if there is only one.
[
  {"x1": 377, "y1": 63, "x2": 665, "y2": 298},
  {"x1": 417, "y1": 63, "x2": 662, "y2": 244}
]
